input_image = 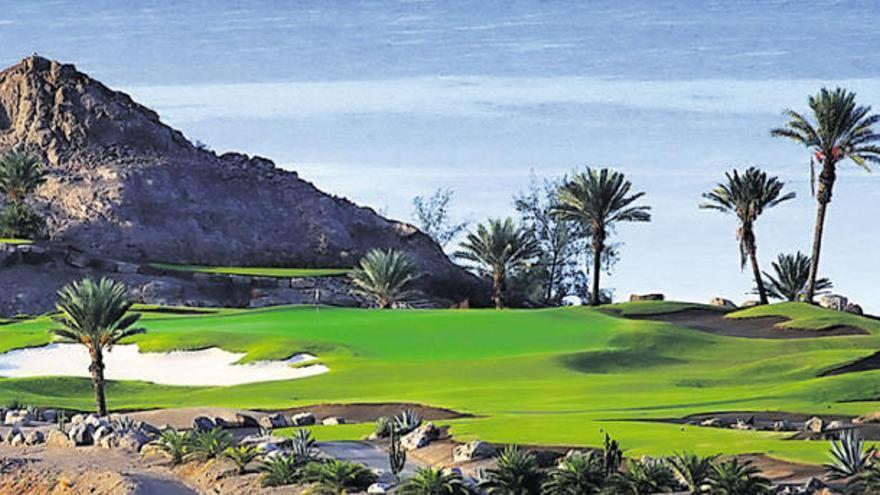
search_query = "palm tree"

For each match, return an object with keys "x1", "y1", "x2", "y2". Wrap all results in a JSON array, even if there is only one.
[
  {"x1": 700, "y1": 167, "x2": 795, "y2": 305},
  {"x1": 480, "y1": 446, "x2": 544, "y2": 495},
  {"x1": 542, "y1": 451, "x2": 605, "y2": 495},
  {"x1": 50, "y1": 277, "x2": 145, "y2": 416},
  {"x1": 607, "y1": 457, "x2": 680, "y2": 495},
  {"x1": 771, "y1": 88, "x2": 880, "y2": 302},
  {"x1": 455, "y1": 218, "x2": 539, "y2": 309},
  {"x1": 669, "y1": 452, "x2": 717, "y2": 494},
  {"x1": 399, "y1": 467, "x2": 470, "y2": 495},
  {"x1": 762, "y1": 252, "x2": 832, "y2": 301},
  {"x1": 708, "y1": 458, "x2": 770, "y2": 495},
  {"x1": 348, "y1": 249, "x2": 420, "y2": 308},
  {"x1": 302, "y1": 459, "x2": 377, "y2": 494},
  {"x1": 552, "y1": 168, "x2": 651, "y2": 306},
  {"x1": 0, "y1": 151, "x2": 46, "y2": 204}
]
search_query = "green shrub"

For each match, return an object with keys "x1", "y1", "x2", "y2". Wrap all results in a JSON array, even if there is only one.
[
  {"x1": 302, "y1": 459, "x2": 378, "y2": 494},
  {"x1": 154, "y1": 429, "x2": 192, "y2": 465},
  {"x1": 608, "y1": 457, "x2": 680, "y2": 494},
  {"x1": 224, "y1": 444, "x2": 261, "y2": 474},
  {"x1": 188, "y1": 428, "x2": 234, "y2": 461},
  {"x1": 260, "y1": 454, "x2": 307, "y2": 487},
  {"x1": 480, "y1": 446, "x2": 543, "y2": 495},
  {"x1": 374, "y1": 416, "x2": 393, "y2": 438},
  {"x1": 290, "y1": 428, "x2": 320, "y2": 462},
  {"x1": 399, "y1": 467, "x2": 469, "y2": 495},
  {"x1": 827, "y1": 429, "x2": 875, "y2": 480},
  {"x1": 0, "y1": 202, "x2": 43, "y2": 238},
  {"x1": 395, "y1": 409, "x2": 422, "y2": 435},
  {"x1": 542, "y1": 451, "x2": 605, "y2": 495},
  {"x1": 708, "y1": 458, "x2": 770, "y2": 495},
  {"x1": 669, "y1": 452, "x2": 717, "y2": 494}
]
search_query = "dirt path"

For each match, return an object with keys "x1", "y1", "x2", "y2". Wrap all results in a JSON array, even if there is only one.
[{"x1": 627, "y1": 308, "x2": 864, "y2": 338}]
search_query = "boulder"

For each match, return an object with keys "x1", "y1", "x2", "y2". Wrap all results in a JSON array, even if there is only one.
[
  {"x1": 46, "y1": 429, "x2": 75, "y2": 448},
  {"x1": 740, "y1": 300, "x2": 760, "y2": 308},
  {"x1": 234, "y1": 413, "x2": 259, "y2": 428},
  {"x1": 819, "y1": 294, "x2": 848, "y2": 311},
  {"x1": 700, "y1": 418, "x2": 722, "y2": 428},
  {"x1": 213, "y1": 417, "x2": 230, "y2": 429},
  {"x1": 709, "y1": 297, "x2": 737, "y2": 309},
  {"x1": 804, "y1": 416, "x2": 823, "y2": 434},
  {"x1": 24, "y1": 430, "x2": 44, "y2": 445},
  {"x1": 732, "y1": 419, "x2": 753, "y2": 431},
  {"x1": 92, "y1": 425, "x2": 112, "y2": 445},
  {"x1": 193, "y1": 416, "x2": 216, "y2": 431},
  {"x1": 291, "y1": 412, "x2": 316, "y2": 427},
  {"x1": 854, "y1": 411, "x2": 880, "y2": 424},
  {"x1": 9, "y1": 432, "x2": 25, "y2": 446},
  {"x1": 4, "y1": 410, "x2": 30, "y2": 427},
  {"x1": 41, "y1": 409, "x2": 58, "y2": 423},
  {"x1": 401, "y1": 422, "x2": 439, "y2": 451},
  {"x1": 629, "y1": 293, "x2": 664, "y2": 302},
  {"x1": 118, "y1": 430, "x2": 149, "y2": 451},
  {"x1": 368, "y1": 483, "x2": 392, "y2": 494},
  {"x1": 845, "y1": 303, "x2": 863, "y2": 315},
  {"x1": 772, "y1": 420, "x2": 791, "y2": 431},
  {"x1": 322, "y1": 416, "x2": 345, "y2": 426},
  {"x1": 453, "y1": 441, "x2": 496, "y2": 462},
  {"x1": 258, "y1": 413, "x2": 290, "y2": 429},
  {"x1": 68, "y1": 423, "x2": 95, "y2": 446},
  {"x1": 98, "y1": 432, "x2": 119, "y2": 449}
]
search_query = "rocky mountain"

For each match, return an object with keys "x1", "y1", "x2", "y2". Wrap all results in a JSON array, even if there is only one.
[{"x1": 0, "y1": 55, "x2": 482, "y2": 309}]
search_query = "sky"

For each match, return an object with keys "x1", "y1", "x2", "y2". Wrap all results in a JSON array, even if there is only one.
[{"x1": 1, "y1": 0, "x2": 879, "y2": 309}]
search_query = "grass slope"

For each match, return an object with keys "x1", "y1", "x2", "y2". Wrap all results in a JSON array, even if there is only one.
[
  {"x1": 0, "y1": 302, "x2": 879, "y2": 464},
  {"x1": 0, "y1": 238, "x2": 32, "y2": 245},
  {"x1": 150, "y1": 263, "x2": 351, "y2": 278},
  {"x1": 728, "y1": 301, "x2": 880, "y2": 333}
]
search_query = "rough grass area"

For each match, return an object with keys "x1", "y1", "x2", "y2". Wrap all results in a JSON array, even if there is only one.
[
  {"x1": 149, "y1": 263, "x2": 351, "y2": 278},
  {"x1": 727, "y1": 301, "x2": 880, "y2": 333},
  {"x1": 1, "y1": 304, "x2": 880, "y2": 465},
  {"x1": 602, "y1": 300, "x2": 728, "y2": 317},
  {"x1": 0, "y1": 238, "x2": 32, "y2": 245}
]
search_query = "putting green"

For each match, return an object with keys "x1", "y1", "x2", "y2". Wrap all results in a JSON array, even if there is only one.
[
  {"x1": 149, "y1": 263, "x2": 351, "y2": 278},
  {"x1": 1, "y1": 302, "x2": 879, "y2": 465}
]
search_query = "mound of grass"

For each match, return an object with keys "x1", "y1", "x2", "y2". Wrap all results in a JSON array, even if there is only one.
[
  {"x1": 602, "y1": 300, "x2": 728, "y2": 317},
  {"x1": 150, "y1": 263, "x2": 351, "y2": 278},
  {"x1": 727, "y1": 302, "x2": 880, "y2": 334},
  {"x1": 0, "y1": 238, "x2": 32, "y2": 245}
]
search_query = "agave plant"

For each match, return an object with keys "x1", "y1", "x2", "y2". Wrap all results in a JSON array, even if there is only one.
[
  {"x1": 399, "y1": 467, "x2": 470, "y2": 495},
  {"x1": 349, "y1": 248, "x2": 420, "y2": 308},
  {"x1": 374, "y1": 416, "x2": 394, "y2": 438},
  {"x1": 669, "y1": 452, "x2": 717, "y2": 494},
  {"x1": 153, "y1": 429, "x2": 192, "y2": 465},
  {"x1": 260, "y1": 453, "x2": 307, "y2": 487},
  {"x1": 224, "y1": 444, "x2": 261, "y2": 474},
  {"x1": 187, "y1": 428, "x2": 235, "y2": 461},
  {"x1": 708, "y1": 458, "x2": 771, "y2": 495},
  {"x1": 302, "y1": 459, "x2": 378, "y2": 494},
  {"x1": 542, "y1": 451, "x2": 605, "y2": 495},
  {"x1": 290, "y1": 428, "x2": 321, "y2": 463},
  {"x1": 608, "y1": 457, "x2": 680, "y2": 495},
  {"x1": 826, "y1": 429, "x2": 875, "y2": 480},
  {"x1": 395, "y1": 409, "x2": 422, "y2": 434},
  {"x1": 762, "y1": 251, "x2": 832, "y2": 301},
  {"x1": 480, "y1": 446, "x2": 544, "y2": 495}
]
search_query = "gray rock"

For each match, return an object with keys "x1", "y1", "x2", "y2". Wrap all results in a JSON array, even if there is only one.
[
  {"x1": 322, "y1": 416, "x2": 345, "y2": 426},
  {"x1": 117, "y1": 430, "x2": 149, "y2": 451},
  {"x1": 258, "y1": 413, "x2": 290, "y2": 429},
  {"x1": 24, "y1": 430, "x2": 44, "y2": 445},
  {"x1": 700, "y1": 418, "x2": 722, "y2": 427},
  {"x1": 804, "y1": 416, "x2": 823, "y2": 434},
  {"x1": 234, "y1": 413, "x2": 259, "y2": 428},
  {"x1": 629, "y1": 293, "x2": 664, "y2": 302},
  {"x1": 41, "y1": 409, "x2": 58, "y2": 423},
  {"x1": 819, "y1": 294, "x2": 848, "y2": 311},
  {"x1": 93, "y1": 425, "x2": 112, "y2": 445},
  {"x1": 401, "y1": 422, "x2": 439, "y2": 451},
  {"x1": 367, "y1": 483, "x2": 392, "y2": 494},
  {"x1": 192, "y1": 416, "x2": 216, "y2": 431},
  {"x1": 9, "y1": 432, "x2": 25, "y2": 446},
  {"x1": 46, "y1": 429, "x2": 75, "y2": 448},
  {"x1": 98, "y1": 432, "x2": 119, "y2": 449},
  {"x1": 709, "y1": 297, "x2": 737, "y2": 309},
  {"x1": 845, "y1": 303, "x2": 863, "y2": 315},
  {"x1": 453, "y1": 441, "x2": 495, "y2": 462},
  {"x1": 68, "y1": 423, "x2": 95, "y2": 445},
  {"x1": 291, "y1": 412, "x2": 316, "y2": 427}
]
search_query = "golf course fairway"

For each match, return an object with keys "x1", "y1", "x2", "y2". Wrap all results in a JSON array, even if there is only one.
[{"x1": 1, "y1": 301, "x2": 879, "y2": 465}]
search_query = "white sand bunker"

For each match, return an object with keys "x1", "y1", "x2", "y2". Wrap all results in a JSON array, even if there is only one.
[{"x1": 0, "y1": 344, "x2": 328, "y2": 386}]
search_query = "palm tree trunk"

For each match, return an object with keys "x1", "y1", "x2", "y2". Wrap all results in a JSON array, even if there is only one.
[
  {"x1": 89, "y1": 347, "x2": 107, "y2": 416},
  {"x1": 805, "y1": 163, "x2": 836, "y2": 302},
  {"x1": 590, "y1": 233, "x2": 604, "y2": 306},
  {"x1": 749, "y1": 247, "x2": 768, "y2": 305},
  {"x1": 545, "y1": 248, "x2": 560, "y2": 305},
  {"x1": 492, "y1": 269, "x2": 504, "y2": 309}
]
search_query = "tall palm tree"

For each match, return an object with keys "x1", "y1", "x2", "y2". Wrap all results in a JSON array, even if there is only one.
[
  {"x1": 771, "y1": 88, "x2": 880, "y2": 301},
  {"x1": 50, "y1": 277, "x2": 145, "y2": 416},
  {"x1": 0, "y1": 151, "x2": 46, "y2": 204},
  {"x1": 348, "y1": 249, "x2": 420, "y2": 308},
  {"x1": 763, "y1": 251, "x2": 832, "y2": 301},
  {"x1": 455, "y1": 218, "x2": 539, "y2": 309},
  {"x1": 701, "y1": 167, "x2": 795, "y2": 305},
  {"x1": 552, "y1": 168, "x2": 651, "y2": 306}
]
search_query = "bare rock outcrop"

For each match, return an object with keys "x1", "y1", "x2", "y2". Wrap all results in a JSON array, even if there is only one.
[{"x1": 0, "y1": 55, "x2": 483, "y2": 310}]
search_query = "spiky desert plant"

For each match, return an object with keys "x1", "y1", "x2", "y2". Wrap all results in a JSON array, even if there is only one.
[
  {"x1": 542, "y1": 451, "x2": 605, "y2": 495},
  {"x1": 389, "y1": 425, "x2": 407, "y2": 479},
  {"x1": 848, "y1": 466, "x2": 880, "y2": 495},
  {"x1": 608, "y1": 457, "x2": 680, "y2": 495},
  {"x1": 0, "y1": 201, "x2": 43, "y2": 238},
  {"x1": 374, "y1": 416, "x2": 393, "y2": 438},
  {"x1": 50, "y1": 277, "x2": 145, "y2": 416},
  {"x1": 395, "y1": 409, "x2": 422, "y2": 434},
  {"x1": 826, "y1": 429, "x2": 875, "y2": 480},
  {"x1": 224, "y1": 444, "x2": 261, "y2": 474},
  {"x1": 701, "y1": 167, "x2": 795, "y2": 305},
  {"x1": 260, "y1": 454, "x2": 307, "y2": 487},
  {"x1": 290, "y1": 428, "x2": 320, "y2": 463},
  {"x1": 399, "y1": 467, "x2": 470, "y2": 495},
  {"x1": 302, "y1": 459, "x2": 378, "y2": 494},
  {"x1": 708, "y1": 458, "x2": 771, "y2": 495},
  {"x1": 455, "y1": 217, "x2": 539, "y2": 309},
  {"x1": 349, "y1": 248, "x2": 420, "y2": 309},
  {"x1": 669, "y1": 452, "x2": 717, "y2": 494},
  {"x1": 187, "y1": 428, "x2": 235, "y2": 461},
  {"x1": 602, "y1": 433, "x2": 623, "y2": 480},
  {"x1": 153, "y1": 429, "x2": 192, "y2": 465},
  {"x1": 552, "y1": 168, "x2": 651, "y2": 306},
  {"x1": 480, "y1": 446, "x2": 544, "y2": 495},
  {"x1": 762, "y1": 251, "x2": 832, "y2": 301},
  {"x1": 771, "y1": 88, "x2": 880, "y2": 301},
  {"x1": 0, "y1": 151, "x2": 46, "y2": 204}
]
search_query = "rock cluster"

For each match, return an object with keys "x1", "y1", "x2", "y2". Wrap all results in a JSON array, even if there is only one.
[{"x1": 65, "y1": 414, "x2": 159, "y2": 450}]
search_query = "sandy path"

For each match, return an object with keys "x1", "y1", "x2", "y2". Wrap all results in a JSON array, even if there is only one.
[{"x1": 127, "y1": 407, "x2": 269, "y2": 430}]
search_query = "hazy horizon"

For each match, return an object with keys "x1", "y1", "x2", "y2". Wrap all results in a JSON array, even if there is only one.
[{"x1": 2, "y1": 0, "x2": 879, "y2": 309}]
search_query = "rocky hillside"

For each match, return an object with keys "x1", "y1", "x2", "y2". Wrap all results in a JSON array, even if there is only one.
[{"x1": 0, "y1": 56, "x2": 481, "y2": 304}]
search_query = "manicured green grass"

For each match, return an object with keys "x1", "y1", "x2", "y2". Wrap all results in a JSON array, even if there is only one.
[
  {"x1": 150, "y1": 263, "x2": 351, "y2": 278},
  {"x1": 1, "y1": 302, "x2": 880, "y2": 465},
  {"x1": 728, "y1": 301, "x2": 880, "y2": 333},
  {"x1": 603, "y1": 300, "x2": 729, "y2": 317},
  {"x1": 0, "y1": 238, "x2": 32, "y2": 245}
]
